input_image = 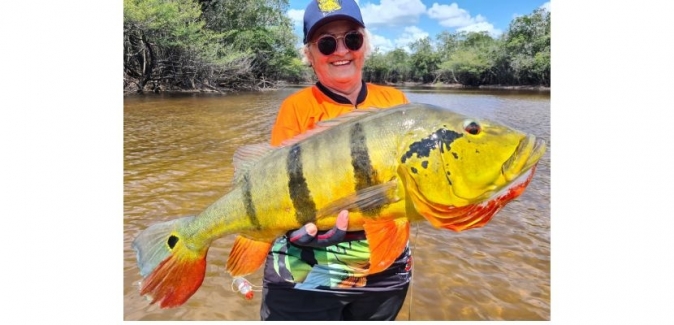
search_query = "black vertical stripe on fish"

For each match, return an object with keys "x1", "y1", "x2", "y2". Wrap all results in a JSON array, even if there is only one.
[
  {"x1": 242, "y1": 173, "x2": 261, "y2": 230},
  {"x1": 401, "y1": 128, "x2": 462, "y2": 163},
  {"x1": 350, "y1": 123, "x2": 378, "y2": 189},
  {"x1": 350, "y1": 122, "x2": 381, "y2": 216},
  {"x1": 287, "y1": 144, "x2": 317, "y2": 225}
]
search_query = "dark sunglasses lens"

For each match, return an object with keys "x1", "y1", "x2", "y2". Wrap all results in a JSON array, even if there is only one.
[
  {"x1": 345, "y1": 33, "x2": 364, "y2": 51},
  {"x1": 317, "y1": 37, "x2": 337, "y2": 55}
]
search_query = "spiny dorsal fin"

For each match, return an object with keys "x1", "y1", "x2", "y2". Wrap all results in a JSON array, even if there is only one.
[
  {"x1": 278, "y1": 107, "x2": 385, "y2": 147},
  {"x1": 232, "y1": 143, "x2": 275, "y2": 183}
]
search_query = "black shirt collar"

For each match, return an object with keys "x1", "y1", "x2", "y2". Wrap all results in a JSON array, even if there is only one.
[{"x1": 315, "y1": 81, "x2": 368, "y2": 106}]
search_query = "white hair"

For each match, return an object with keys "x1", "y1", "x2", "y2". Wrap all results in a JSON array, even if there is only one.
[{"x1": 300, "y1": 28, "x2": 373, "y2": 66}]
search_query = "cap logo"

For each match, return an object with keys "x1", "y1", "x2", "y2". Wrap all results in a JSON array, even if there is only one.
[{"x1": 317, "y1": 0, "x2": 342, "y2": 13}]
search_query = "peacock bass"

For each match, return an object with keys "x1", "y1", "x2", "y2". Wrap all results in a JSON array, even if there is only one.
[{"x1": 132, "y1": 103, "x2": 546, "y2": 308}]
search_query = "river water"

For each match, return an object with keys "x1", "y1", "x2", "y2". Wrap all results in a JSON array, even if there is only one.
[{"x1": 123, "y1": 86, "x2": 551, "y2": 321}]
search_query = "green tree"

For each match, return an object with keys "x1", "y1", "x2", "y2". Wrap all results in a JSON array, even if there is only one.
[
  {"x1": 436, "y1": 31, "x2": 460, "y2": 62},
  {"x1": 436, "y1": 31, "x2": 498, "y2": 86},
  {"x1": 385, "y1": 48, "x2": 411, "y2": 83},
  {"x1": 363, "y1": 48, "x2": 390, "y2": 83},
  {"x1": 124, "y1": 1, "x2": 551, "y2": 91},
  {"x1": 124, "y1": 0, "x2": 253, "y2": 92},
  {"x1": 363, "y1": 47, "x2": 412, "y2": 84},
  {"x1": 199, "y1": 0, "x2": 302, "y2": 88},
  {"x1": 504, "y1": 8, "x2": 550, "y2": 85},
  {"x1": 409, "y1": 37, "x2": 441, "y2": 83}
]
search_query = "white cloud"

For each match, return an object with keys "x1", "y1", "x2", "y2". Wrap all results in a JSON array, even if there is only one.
[
  {"x1": 426, "y1": 3, "x2": 501, "y2": 37},
  {"x1": 457, "y1": 22, "x2": 502, "y2": 38},
  {"x1": 369, "y1": 32, "x2": 395, "y2": 53},
  {"x1": 541, "y1": 1, "x2": 551, "y2": 12},
  {"x1": 287, "y1": 9, "x2": 304, "y2": 28},
  {"x1": 427, "y1": 2, "x2": 483, "y2": 28},
  {"x1": 360, "y1": 0, "x2": 427, "y2": 27},
  {"x1": 394, "y1": 26, "x2": 429, "y2": 50},
  {"x1": 367, "y1": 26, "x2": 428, "y2": 53}
]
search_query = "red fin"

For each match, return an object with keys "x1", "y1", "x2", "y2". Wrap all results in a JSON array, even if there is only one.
[
  {"x1": 226, "y1": 236, "x2": 273, "y2": 277},
  {"x1": 363, "y1": 218, "x2": 410, "y2": 274},
  {"x1": 139, "y1": 248, "x2": 208, "y2": 309}
]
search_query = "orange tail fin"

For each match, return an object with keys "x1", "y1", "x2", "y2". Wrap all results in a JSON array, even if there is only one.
[{"x1": 132, "y1": 216, "x2": 209, "y2": 308}]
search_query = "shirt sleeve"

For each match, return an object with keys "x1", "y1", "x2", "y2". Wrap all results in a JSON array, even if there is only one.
[
  {"x1": 394, "y1": 87, "x2": 410, "y2": 104},
  {"x1": 402, "y1": 92, "x2": 410, "y2": 104},
  {"x1": 270, "y1": 99, "x2": 302, "y2": 146}
]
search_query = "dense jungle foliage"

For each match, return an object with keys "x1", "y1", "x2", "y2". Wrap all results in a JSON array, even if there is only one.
[{"x1": 124, "y1": 0, "x2": 550, "y2": 93}]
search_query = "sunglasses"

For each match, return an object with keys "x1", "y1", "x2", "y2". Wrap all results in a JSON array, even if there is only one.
[{"x1": 313, "y1": 31, "x2": 364, "y2": 56}]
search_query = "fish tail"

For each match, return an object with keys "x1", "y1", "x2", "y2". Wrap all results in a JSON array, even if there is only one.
[{"x1": 132, "y1": 216, "x2": 208, "y2": 308}]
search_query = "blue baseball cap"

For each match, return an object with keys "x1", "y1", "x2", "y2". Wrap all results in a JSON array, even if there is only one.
[{"x1": 303, "y1": 0, "x2": 365, "y2": 44}]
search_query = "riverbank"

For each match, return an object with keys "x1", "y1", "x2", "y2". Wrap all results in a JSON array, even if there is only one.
[
  {"x1": 389, "y1": 81, "x2": 550, "y2": 91},
  {"x1": 273, "y1": 81, "x2": 551, "y2": 93},
  {"x1": 124, "y1": 80, "x2": 550, "y2": 96}
]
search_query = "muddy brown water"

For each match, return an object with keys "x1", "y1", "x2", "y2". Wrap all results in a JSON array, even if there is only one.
[{"x1": 123, "y1": 87, "x2": 551, "y2": 320}]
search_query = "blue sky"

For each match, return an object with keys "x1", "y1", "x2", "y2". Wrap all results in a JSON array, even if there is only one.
[{"x1": 287, "y1": 0, "x2": 550, "y2": 52}]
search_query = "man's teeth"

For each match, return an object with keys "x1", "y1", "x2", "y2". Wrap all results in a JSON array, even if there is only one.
[{"x1": 333, "y1": 61, "x2": 350, "y2": 66}]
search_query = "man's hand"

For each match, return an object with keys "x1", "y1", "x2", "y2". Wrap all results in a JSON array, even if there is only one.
[{"x1": 286, "y1": 210, "x2": 349, "y2": 247}]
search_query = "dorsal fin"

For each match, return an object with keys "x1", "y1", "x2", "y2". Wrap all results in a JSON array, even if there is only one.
[
  {"x1": 232, "y1": 143, "x2": 275, "y2": 183},
  {"x1": 278, "y1": 107, "x2": 384, "y2": 147}
]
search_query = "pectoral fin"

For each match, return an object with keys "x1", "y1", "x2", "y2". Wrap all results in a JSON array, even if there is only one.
[
  {"x1": 363, "y1": 218, "x2": 410, "y2": 275},
  {"x1": 226, "y1": 235, "x2": 273, "y2": 277},
  {"x1": 315, "y1": 180, "x2": 400, "y2": 219}
]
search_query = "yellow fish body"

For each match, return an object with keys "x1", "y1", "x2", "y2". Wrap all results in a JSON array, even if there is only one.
[{"x1": 132, "y1": 103, "x2": 546, "y2": 308}]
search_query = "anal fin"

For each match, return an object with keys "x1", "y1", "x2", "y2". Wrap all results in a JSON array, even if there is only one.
[
  {"x1": 226, "y1": 235, "x2": 273, "y2": 277},
  {"x1": 363, "y1": 218, "x2": 410, "y2": 274}
]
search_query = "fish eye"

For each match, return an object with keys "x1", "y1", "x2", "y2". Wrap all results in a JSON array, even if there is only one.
[{"x1": 463, "y1": 120, "x2": 481, "y2": 135}]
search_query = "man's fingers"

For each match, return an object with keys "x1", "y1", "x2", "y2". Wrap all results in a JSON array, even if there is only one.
[
  {"x1": 287, "y1": 223, "x2": 318, "y2": 246},
  {"x1": 286, "y1": 211, "x2": 350, "y2": 248},
  {"x1": 304, "y1": 223, "x2": 318, "y2": 236},
  {"x1": 335, "y1": 210, "x2": 348, "y2": 230}
]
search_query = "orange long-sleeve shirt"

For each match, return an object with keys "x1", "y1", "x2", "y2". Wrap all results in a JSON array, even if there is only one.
[{"x1": 270, "y1": 81, "x2": 409, "y2": 146}]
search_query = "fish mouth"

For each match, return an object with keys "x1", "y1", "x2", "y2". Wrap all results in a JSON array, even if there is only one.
[{"x1": 502, "y1": 134, "x2": 546, "y2": 182}]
